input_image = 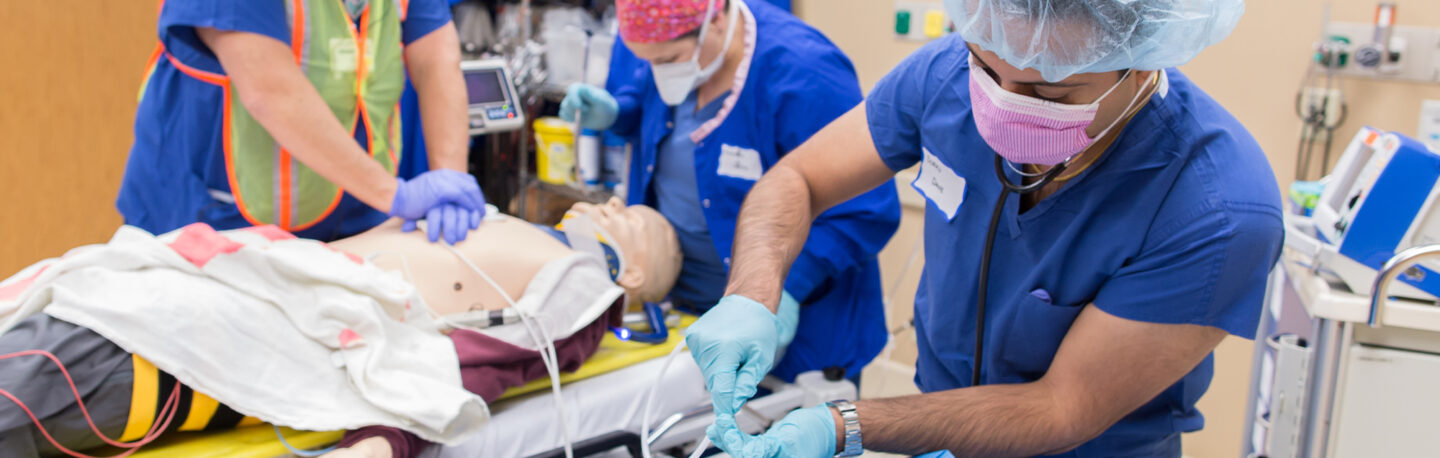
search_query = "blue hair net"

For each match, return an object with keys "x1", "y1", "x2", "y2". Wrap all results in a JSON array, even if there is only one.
[{"x1": 944, "y1": 0, "x2": 1244, "y2": 82}]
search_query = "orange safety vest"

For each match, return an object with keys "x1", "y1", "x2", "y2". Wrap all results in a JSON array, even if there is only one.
[{"x1": 141, "y1": 0, "x2": 409, "y2": 231}]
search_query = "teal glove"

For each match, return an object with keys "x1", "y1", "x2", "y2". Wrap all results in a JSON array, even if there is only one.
[
  {"x1": 686, "y1": 295, "x2": 781, "y2": 417},
  {"x1": 777, "y1": 290, "x2": 800, "y2": 349},
  {"x1": 559, "y1": 83, "x2": 619, "y2": 131},
  {"x1": 709, "y1": 404, "x2": 837, "y2": 458}
]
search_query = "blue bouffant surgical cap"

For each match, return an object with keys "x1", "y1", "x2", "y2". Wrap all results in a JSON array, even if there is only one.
[{"x1": 944, "y1": 0, "x2": 1244, "y2": 82}]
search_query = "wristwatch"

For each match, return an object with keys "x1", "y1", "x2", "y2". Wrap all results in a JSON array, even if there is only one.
[{"x1": 826, "y1": 400, "x2": 863, "y2": 457}]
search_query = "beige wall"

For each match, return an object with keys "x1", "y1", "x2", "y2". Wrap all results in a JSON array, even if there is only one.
[
  {"x1": 799, "y1": 1, "x2": 1440, "y2": 457},
  {"x1": 0, "y1": 1, "x2": 156, "y2": 274}
]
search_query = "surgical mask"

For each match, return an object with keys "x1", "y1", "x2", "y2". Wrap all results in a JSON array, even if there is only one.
[
  {"x1": 651, "y1": 0, "x2": 739, "y2": 106},
  {"x1": 968, "y1": 54, "x2": 1145, "y2": 166}
]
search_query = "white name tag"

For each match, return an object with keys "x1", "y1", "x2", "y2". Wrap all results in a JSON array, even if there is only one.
[
  {"x1": 328, "y1": 38, "x2": 376, "y2": 79},
  {"x1": 716, "y1": 144, "x2": 764, "y2": 181},
  {"x1": 912, "y1": 148, "x2": 966, "y2": 220}
]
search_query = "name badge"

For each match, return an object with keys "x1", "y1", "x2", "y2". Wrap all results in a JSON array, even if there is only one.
[
  {"x1": 328, "y1": 38, "x2": 376, "y2": 79},
  {"x1": 912, "y1": 148, "x2": 966, "y2": 220},
  {"x1": 716, "y1": 144, "x2": 764, "y2": 181}
]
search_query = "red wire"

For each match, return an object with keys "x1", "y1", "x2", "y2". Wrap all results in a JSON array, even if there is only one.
[{"x1": 0, "y1": 350, "x2": 183, "y2": 457}]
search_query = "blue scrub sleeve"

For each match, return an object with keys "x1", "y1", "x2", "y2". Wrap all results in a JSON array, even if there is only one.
[
  {"x1": 607, "y1": 41, "x2": 650, "y2": 138},
  {"x1": 1091, "y1": 205, "x2": 1283, "y2": 338},
  {"x1": 865, "y1": 39, "x2": 964, "y2": 172},
  {"x1": 158, "y1": 0, "x2": 290, "y2": 74},
  {"x1": 401, "y1": 0, "x2": 454, "y2": 45},
  {"x1": 767, "y1": 37, "x2": 896, "y2": 302}
]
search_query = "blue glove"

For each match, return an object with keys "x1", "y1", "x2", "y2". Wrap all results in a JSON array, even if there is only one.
[
  {"x1": 407, "y1": 203, "x2": 482, "y2": 245},
  {"x1": 709, "y1": 404, "x2": 837, "y2": 458},
  {"x1": 390, "y1": 170, "x2": 486, "y2": 244},
  {"x1": 686, "y1": 295, "x2": 781, "y2": 418},
  {"x1": 559, "y1": 83, "x2": 619, "y2": 131}
]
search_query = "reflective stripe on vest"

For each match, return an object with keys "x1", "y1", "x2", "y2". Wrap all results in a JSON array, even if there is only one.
[{"x1": 147, "y1": 0, "x2": 408, "y2": 231}]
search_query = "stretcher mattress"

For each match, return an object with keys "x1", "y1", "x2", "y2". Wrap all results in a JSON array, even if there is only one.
[
  {"x1": 105, "y1": 317, "x2": 705, "y2": 457},
  {"x1": 428, "y1": 349, "x2": 707, "y2": 457}
]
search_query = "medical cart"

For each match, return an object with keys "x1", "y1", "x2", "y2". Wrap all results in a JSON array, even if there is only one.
[{"x1": 1243, "y1": 128, "x2": 1440, "y2": 457}]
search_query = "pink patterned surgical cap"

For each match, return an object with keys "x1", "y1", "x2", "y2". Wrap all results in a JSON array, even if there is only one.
[{"x1": 616, "y1": 0, "x2": 726, "y2": 44}]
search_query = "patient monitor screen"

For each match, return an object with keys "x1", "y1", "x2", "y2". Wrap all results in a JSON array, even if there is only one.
[{"x1": 466, "y1": 70, "x2": 507, "y2": 106}]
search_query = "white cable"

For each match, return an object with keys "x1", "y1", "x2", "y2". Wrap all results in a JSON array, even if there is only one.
[
  {"x1": 441, "y1": 244, "x2": 576, "y2": 458},
  {"x1": 365, "y1": 251, "x2": 418, "y2": 284},
  {"x1": 880, "y1": 239, "x2": 923, "y2": 363},
  {"x1": 641, "y1": 341, "x2": 690, "y2": 458},
  {"x1": 886, "y1": 239, "x2": 923, "y2": 309},
  {"x1": 688, "y1": 437, "x2": 712, "y2": 458}
]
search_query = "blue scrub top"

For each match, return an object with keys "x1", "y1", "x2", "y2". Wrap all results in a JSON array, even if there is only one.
[
  {"x1": 117, "y1": 0, "x2": 453, "y2": 241},
  {"x1": 608, "y1": 0, "x2": 901, "y2": 381},
  {"x1": 655, "y1": 92, "x2": 732, "y2": 305},
  {"x1": 866, "y1": 36, "x2": 1284, "y2": 456}
]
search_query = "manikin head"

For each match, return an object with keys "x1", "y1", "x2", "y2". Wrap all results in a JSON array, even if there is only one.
[{"x1": 566, "y1": 198, "x2": 682, "y2": 303}]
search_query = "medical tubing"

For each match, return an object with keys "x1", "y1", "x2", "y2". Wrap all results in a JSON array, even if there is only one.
[
  {"x1": 979, "y1": 156, "x2": 1067, "y2": 387},
  {"x1": 641, "y1": 341, "x2": 690, "y2": 458},
  {"x1": 273, "y1": 425, "x2": 338, "y2": 457},
  {"x1": 974, "y1": 188, "x2": 1008, "y2": 387},
  {"x1": 688, "y1": 437, "x2": 712, "y2": 458},
  {"x1": 441, "y1": 244, "x2": 575, "y2": 458},
  {"x1": 0, "y1": 350, "x2": 182, "y2": 456},
  {"x1": 0, "y1": 356, "x2": 182, "y2": 458}
]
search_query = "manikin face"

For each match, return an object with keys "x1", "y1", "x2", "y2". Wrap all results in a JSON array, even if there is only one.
[{"x1": 566, "y1": 198, "x2": 681, "y2": 302}]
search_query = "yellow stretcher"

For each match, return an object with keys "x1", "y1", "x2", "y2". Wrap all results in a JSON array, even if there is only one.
[{"x1": 88, "y1": 317, "x2": 694, "y2": 458}]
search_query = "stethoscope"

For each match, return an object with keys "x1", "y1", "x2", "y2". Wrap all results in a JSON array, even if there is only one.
[{"x1": 971, "y1": 155, "x2": 1070, "y2": 387}]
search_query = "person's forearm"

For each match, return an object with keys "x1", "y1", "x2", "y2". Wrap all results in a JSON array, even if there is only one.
[
  {"x1": 725, "y1": 164, "x2": 816, "y2": 312},
  {"x1": 202, "y1": 28, "x2": 399, "y2": 213},
  {"x1": 407, "y1": 24, "x2": 470, "y2": 172},
  {"x1": 241, "y1": 72, "x2": 399, "y2": 212},
  {"x1": 855, "y1": 382, "x2": 1085, "y2": 457}
]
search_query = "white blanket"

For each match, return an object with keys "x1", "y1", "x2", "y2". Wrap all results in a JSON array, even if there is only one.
[{"x1": 0, "y1": 224, "x2": 488, "y2": 444}]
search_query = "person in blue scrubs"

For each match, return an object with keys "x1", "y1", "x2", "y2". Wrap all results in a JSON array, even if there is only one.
[
  {"x1": 704, "y1": 1, "x2": 1285, "y2": 457},
  {"x1": 118, "y1": 0, "x2": 484, "y2": 244},
  {"x1": 561, "y1": 0, "x2": 900, "y2": 412}
]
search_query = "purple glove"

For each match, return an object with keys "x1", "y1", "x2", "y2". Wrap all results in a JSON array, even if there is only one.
[{"x1": 389, "y1": 170, "x2": 486, "y2": 244}]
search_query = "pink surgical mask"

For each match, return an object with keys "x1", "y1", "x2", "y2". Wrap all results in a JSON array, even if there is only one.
[{"x1": 968, "y1": 55, "x2": 1142, "y2": 166}]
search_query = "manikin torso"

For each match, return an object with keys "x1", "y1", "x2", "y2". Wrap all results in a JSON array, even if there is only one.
[{"x1": 329, "y1": 218, "x2": 573, "y2": 315}]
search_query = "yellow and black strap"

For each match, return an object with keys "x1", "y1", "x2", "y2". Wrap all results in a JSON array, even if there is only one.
[{"x1": 119, "y1": 355, "x2": 260, "y2": 441}]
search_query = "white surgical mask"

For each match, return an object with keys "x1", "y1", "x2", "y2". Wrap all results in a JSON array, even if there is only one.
[{"x1": 651, "y1": 0, "x2": 739, "y2": 106}]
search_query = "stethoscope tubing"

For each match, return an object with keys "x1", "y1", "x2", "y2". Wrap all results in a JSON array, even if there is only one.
[{"x1": 972, "y1": 156, "x2": 1067, "y2": 387}]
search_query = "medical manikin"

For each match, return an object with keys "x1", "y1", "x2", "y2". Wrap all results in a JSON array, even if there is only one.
[{"x1": 0, "y1": 199, "x2": 681, "y2": 458}]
